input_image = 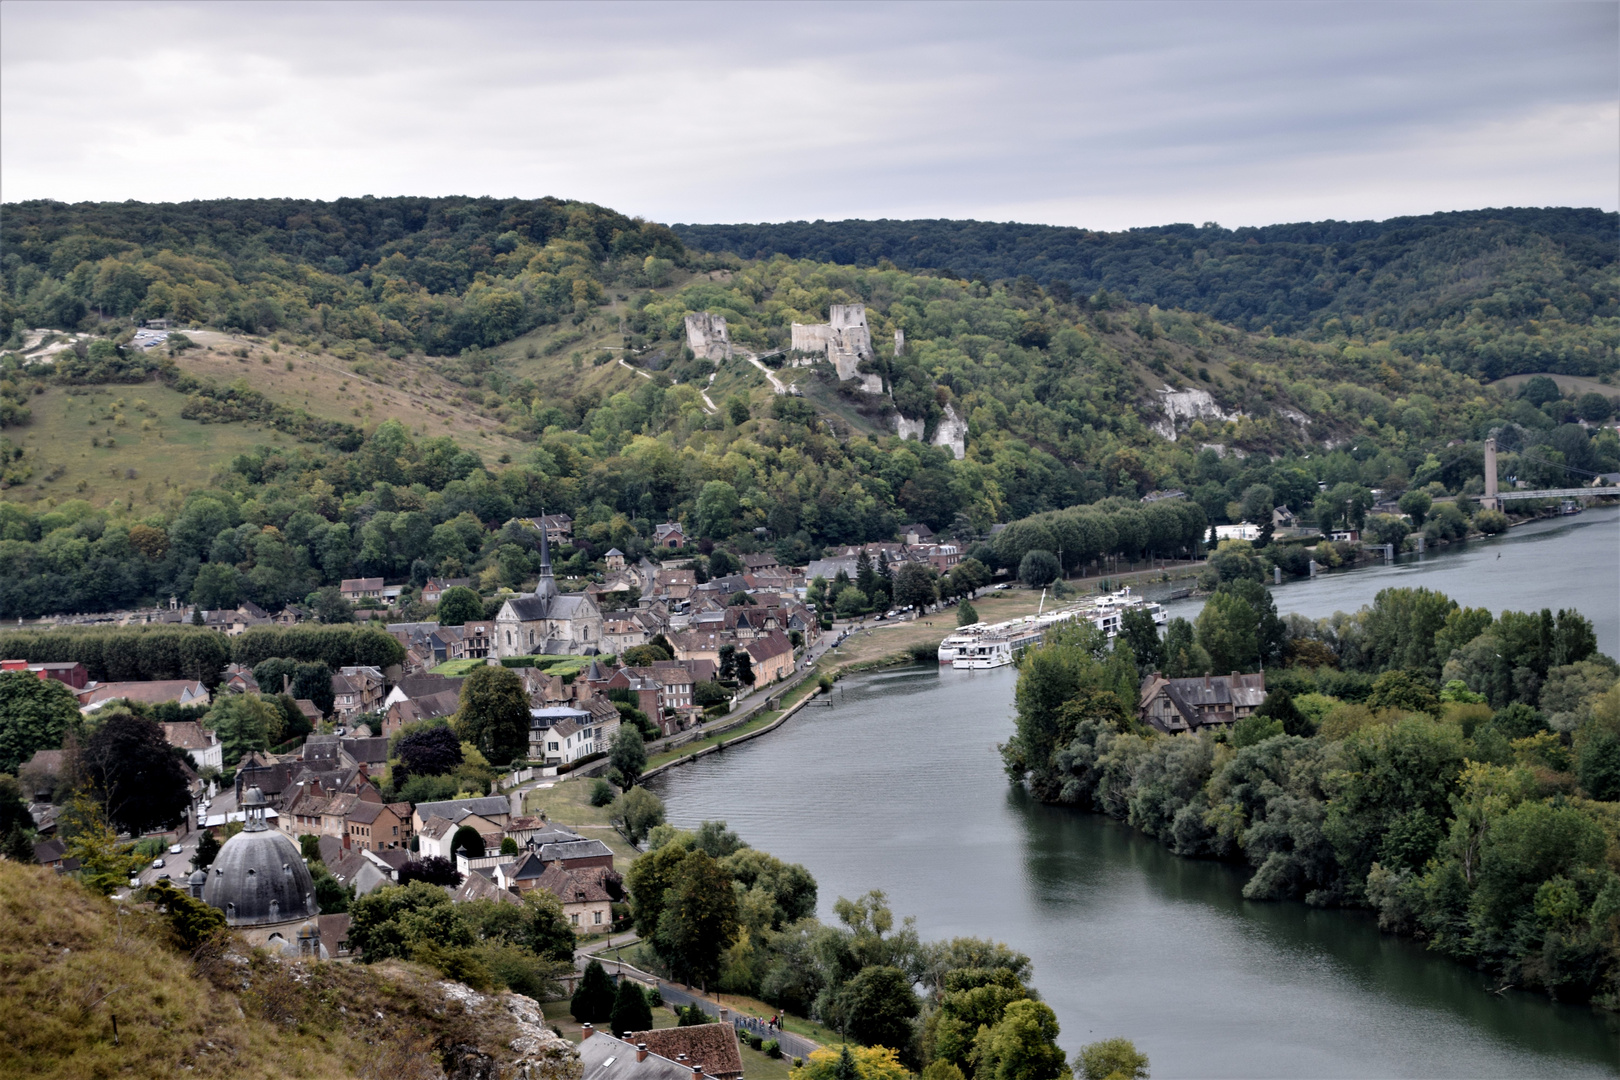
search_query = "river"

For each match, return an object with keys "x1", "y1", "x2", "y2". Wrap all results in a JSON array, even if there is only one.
[{"x1": 649, "y1": 507, "x2": 1620, "y2": 1078}]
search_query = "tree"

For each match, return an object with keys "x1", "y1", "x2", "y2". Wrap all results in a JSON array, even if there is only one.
[
  {"x1": 457, "y1": 665, "x2": 530, "y2": 765},
  {"x1": 840, "y1": 964, "x2": 919, "y2": 1055},
  {"x1": 397, "y1": 724, "x2": 464, "y2": 779},
  {"x1": 1196, "y1": 590, "x2": 1259, "y2": 673},
  {"x1": 1018, "y1": 550, "x2": 1060, "y2": 588},
  {"x1": 62, "y1": 807, "x2": 144, "y2": 896},
  {"x1": 1161, "y1": 617, "x2": 1210, "y2": 678},
  {"x1": 1078, "y1": 1037, "x2": 1150, "y2": 1080},
  {"x1": 1398, "y1": 490, "x2": 1432, "y2": 529},
  {"x1": 957, "y1": 599, "x2": 979, "y2": 626},
  {"x1": 397, "y1": 856, "x2": 464, "y2": 887},
  {"x1": 611, "y1": 785, "x2": 665, "y2": 845},
  {"x1": 347, "y1": 880, "x2": 471, "y2": 962},
  {"x1": 0, "y1": 672, "x2": 79, "y2": 775},
  {"x1": 192, "y1": 828, "x2": 221, "y2": 870},
  {"x1": 624, "y1": 643, "x2": 672, "y2": 666},
  {"x1": 451, "y1": 824, "x2": 486, "y2": 859},
  {"x1": 1239, "y1": 483, "x2": 1275, "y2": 525},
  {"x1": 0, "y1": 774, "x2": 34, "y2": 862},
  {"x1": 1118, "y1": 607, "x2": 1163, "y2": 677},
  {"x1": 974, "y1": 999, "x2": 1069, "y2": 1080},
  {"x1": 656, "y1": 849, "x2": 739, "y2": 988},
  {"x1": 609, "y1": 977, "x2": 654, "y2": 1035},
  {"x1": 802, "y1": 1047, "x2": 908, "y2": 1080},
  {"x1": 78, "y1": 712, "x2": 191, "y2": 835},
  {"x1": 893, "y1": 562, "x2": 938, "y2": 615},
  {"x1": 610, "y1": 726, "x2": 648, "y2": 789},
  {"x1": 208, "y1": 693, "x2": 283, "y2": 764},
  {"x1": 307, "y1": 585, "x2": 355, "y2": 624},
  {"x1": 734, "y1": 649, "x2": 755, "y2": 686},
  {"x1": 436, "y1": 586, "x2": 483, "y2": 626},
  {"x1": 571, "y1": 959, "x2": 616, "y2": 1022}
]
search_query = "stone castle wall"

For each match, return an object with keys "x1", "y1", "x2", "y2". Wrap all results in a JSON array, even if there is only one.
[{"x1": 684, "y1": 312, "x2": 732, "y2": 361}]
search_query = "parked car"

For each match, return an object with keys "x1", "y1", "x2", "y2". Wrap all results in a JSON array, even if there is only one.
[
  {"x1": 128, "y1": 876, "x2": 140, "y2": 889},
  {"x1": 151, "y1": 858, "x2": 164, "y2": 869}
]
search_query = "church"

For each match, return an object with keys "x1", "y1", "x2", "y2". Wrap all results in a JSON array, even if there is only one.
[{"x1": 494, "y1": 522, "x2": 604, "y2": 658}]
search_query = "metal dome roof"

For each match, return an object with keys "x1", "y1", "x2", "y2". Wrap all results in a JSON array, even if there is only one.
[{"x1": 201, "y1": 824, "x2": 317, "y2": 927}]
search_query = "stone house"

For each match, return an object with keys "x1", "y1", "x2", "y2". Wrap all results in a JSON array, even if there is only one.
[
  {"x1": 744, "y1": 630, "x2": 795, "y2": 685},
  {"x1": 162, "y1": 721, "x2": 223, "y2": 771},
  {"x1": 339, "y1": 577, "x2": 385, "y2": 605},
  {"x1": 1138, "y1": 672, "x2": 1268, "y2": 734},
  {"x1": 654, "y1": 522, "x2": 685, "y2": 548},
  {"x1": 345, "y1": 799, "x2": 413, "y2": 852}
]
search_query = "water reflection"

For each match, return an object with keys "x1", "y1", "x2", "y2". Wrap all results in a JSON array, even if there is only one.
[{"x1": 651, "y1": 510, "x2": 1620, "y2": 1076}]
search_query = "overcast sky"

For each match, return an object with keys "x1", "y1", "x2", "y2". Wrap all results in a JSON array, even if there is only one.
[{"x1": 2, "y1": 1, "x2": 1614, "y2": 230}]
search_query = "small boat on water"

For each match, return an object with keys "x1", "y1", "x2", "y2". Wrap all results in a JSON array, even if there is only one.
[{"x1": 941, "y1": 587, "x2": 1169, "y2": 668}]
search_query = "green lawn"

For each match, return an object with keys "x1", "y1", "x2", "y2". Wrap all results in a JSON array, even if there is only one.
[
  {"x1": 644, "y1": 678, "x2": 821, "y2": 773},
  {"x1": 429, "y1": 658, "x2": 487, "y2": 676}
]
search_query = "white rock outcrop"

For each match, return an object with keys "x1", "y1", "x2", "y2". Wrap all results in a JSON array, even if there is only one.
[
  {"x1": 892, "y1": 403, "x2": 968, "y2": 460},
  {"x1": 1153, "y1": 386, "x2": 1239, "y2": 441}
]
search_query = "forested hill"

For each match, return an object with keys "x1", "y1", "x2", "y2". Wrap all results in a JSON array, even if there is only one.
[
  {"x1": 1, "y1": 196, "x2": 684, "y2": 356},
  {"x1": 675, "y1": 208, "x2": 1620, "y2": 380}
]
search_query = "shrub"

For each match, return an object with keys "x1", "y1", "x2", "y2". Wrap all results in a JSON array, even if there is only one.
[
  {"x1": 764, "y1": 1040, "x2": 782, "y2": 1059},
  {"x1": 1474, "y1": 509, "x2": 1509, "y2": 535},
  {"x1": 590, "y1": 778, "x2": 618, "y2": 807}
]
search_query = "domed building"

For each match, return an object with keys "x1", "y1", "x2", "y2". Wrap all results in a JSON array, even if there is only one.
[{"x1": 202, "y1": 787, "x2": 325, "y2": 957}]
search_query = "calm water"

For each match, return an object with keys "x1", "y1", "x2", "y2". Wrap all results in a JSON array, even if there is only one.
[
  {"x1": 1159, "y1": 504, "x2": 1620, "y2": 658},
  {"x1": 651, "y1": 511, "x2": 1620, "y2": 1078}
]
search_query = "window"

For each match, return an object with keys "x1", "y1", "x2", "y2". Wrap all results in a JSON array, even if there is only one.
[
  {"x1": 570, "y1": 913, "x2": 579, "y2": 926},
  {"x1": 548, "y1": 741, "x2": 559, "y2": 752},
  {"x1": 593, "y1": 910, "x2": 603, "y2": 925}
]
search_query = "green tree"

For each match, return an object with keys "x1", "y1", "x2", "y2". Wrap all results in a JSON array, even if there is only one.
[
  {"x1": 611, "y1": 785, "x2": 665, "y2": 845},
  {"x1": 695, "y1": 481, "x2": 741, "y2": 539},
  {"x1": 571, "y1": 959, "x2": 616, "y2": 1023},
  {"x1": 1398, "y1": 490, "x2": 1432, "y2": 528},
  {"x1": 957, "y1": 599, "x2": 979, "y2": 626},
  {"x1": 435, "y1": 586, "x2": 483, "y2": 626},
  {"x1": 78, "y1": 712, "x2": 192, "y2": 835},
  {"x1": 457, "y1": 665, "x2": 530, "y2": 765},
  {"x1": 1018, "y1": 550, "x2": 1060, "y2": 588},
  {"x1": 974, "y1": 999, "x2": 1070, "y2": 1080},
  {"x1": 451, "y1": 824, "x2": 486, "y2": 858},
  {"x1": 307, "y1": 585, "x2": 355, "y2": 623},
  {"x1": 656, "y1": 849, "x2": 739, "y2": 988},
  {"x1": 1118, "y1": 608, "x2": 1163, "y2": 677},
  {"x1": 207, "y1": 693, "x2": 283, "y2": 764},
  {"x1": 840, "y1": 964, "x2": 919, "y2": 1056},
  {"x1": 0, "y1": 774, "x2": 35, "y2": 862},
  {"x1": 609, "y1": 977, "x2": 654, "y2": 1035},
  {"x1": 627, "y1": 833, "x2": 694, "y2": 936},
  {"x1": 1077, "y1": 1037, "x2": 1149, "y2": 1080},
  {"x1": 0, "y1": 671, "x2": 80, "y2": 774},
  {"x1": 1161, "y1": 617, "x2": 1210, "y2": 678},
  {"x1": 192, "y1": 828, "x2": 221, "y2": 870},
  {"x1": 893, "y1": 561, "x2": 938, "y2": 614},
  {"x1": 347, "y1": 880, "x2": 472, "y2": 962},
  {"x1": 610, "y1": 726, "x2": 648, "y2": 789},
  {"x1": 1195, "y1": 590, "x2": 1259, "y2": 673},
  {"x1": 1366, "y1": 669, "x2": 1440, "y2": 715}
]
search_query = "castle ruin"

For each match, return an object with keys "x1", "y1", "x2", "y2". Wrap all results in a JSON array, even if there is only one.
[
  {"x1": 791, "y1": 303, "x2": 883, "y2": 393},
  {"x1": 684, "y1": 312, "x2": 732, "y2": 361}
]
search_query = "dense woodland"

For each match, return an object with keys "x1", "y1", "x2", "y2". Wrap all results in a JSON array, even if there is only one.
[
  {"x1": 0, "y1": 198, "x2": 1616, "y2": 618},
  {"x1": 676, "y1": 209, "x2": 1620, "y2": 382},
  {"x1": 1006, "y1": 585, "x2": 1620, "y2": 1006}
]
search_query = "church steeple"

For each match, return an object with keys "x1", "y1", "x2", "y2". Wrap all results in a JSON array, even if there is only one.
[{"x1": 534, "y1": 511, "x2": 557, "y2": 601}]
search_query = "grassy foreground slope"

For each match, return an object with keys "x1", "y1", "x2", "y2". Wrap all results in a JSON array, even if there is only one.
[{"x1": 0, "y1": 861, "x2": 569, "y2": 1080}]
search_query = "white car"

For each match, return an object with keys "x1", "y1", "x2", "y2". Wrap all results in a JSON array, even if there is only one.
[
  {"x1": 168, "y1": 843, "x2": 183, "y2": 855},
  {"x1": 151, "y1": 857, "x2": 165, "y2": 869},
  {"x1": 128, "y1": 876, "x2": 141, "y2": 889}
]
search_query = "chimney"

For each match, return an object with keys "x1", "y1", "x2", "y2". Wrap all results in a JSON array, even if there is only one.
[
  {"x1": 581, "y1": 1023, "x2": 594, "y2": 1040},
  {"x1": 677, "y1": 1055, "x2": 687, "y2": 1063},
  {"x1": 693, "y1": 1067, "x2": 704, "y2": 1080},
  {"x1": 637, "y1": 1043, "x2": 648, "y2": 1063}
]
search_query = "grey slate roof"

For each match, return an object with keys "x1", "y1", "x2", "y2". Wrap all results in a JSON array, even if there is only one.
[
  {"x1": 413, "y1": 795, "x2": 511, "y2": 822},
  {"x1": 202, "y1": 825, "x2": 317, "y2": 926},
  {"x1": 578, "y1": 1032, "x2": 712, "y2": 1080},
  {"x1": 538, "y1": 838, "x2": 614, "y2": 863}
]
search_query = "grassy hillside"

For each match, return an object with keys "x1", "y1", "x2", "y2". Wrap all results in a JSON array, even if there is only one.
[
  {"x1": 2, "y1": 197, "x2": 1616, "y2": 619},
  {"x1": 674, "y1": 209, "x2": 1620, "y2": 382},
  {"x1": 0, "y1": 861, "x2": 568, "y2": 1080}
]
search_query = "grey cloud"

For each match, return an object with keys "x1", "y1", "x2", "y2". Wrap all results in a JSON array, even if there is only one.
[{"x1": 1, "y1": 0, "x2": 1613, "y2": 228}]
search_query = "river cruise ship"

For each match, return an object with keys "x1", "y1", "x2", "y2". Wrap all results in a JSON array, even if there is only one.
[{"x1": 938, "y1": 587, "x2": 1168, "y2": 667}]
